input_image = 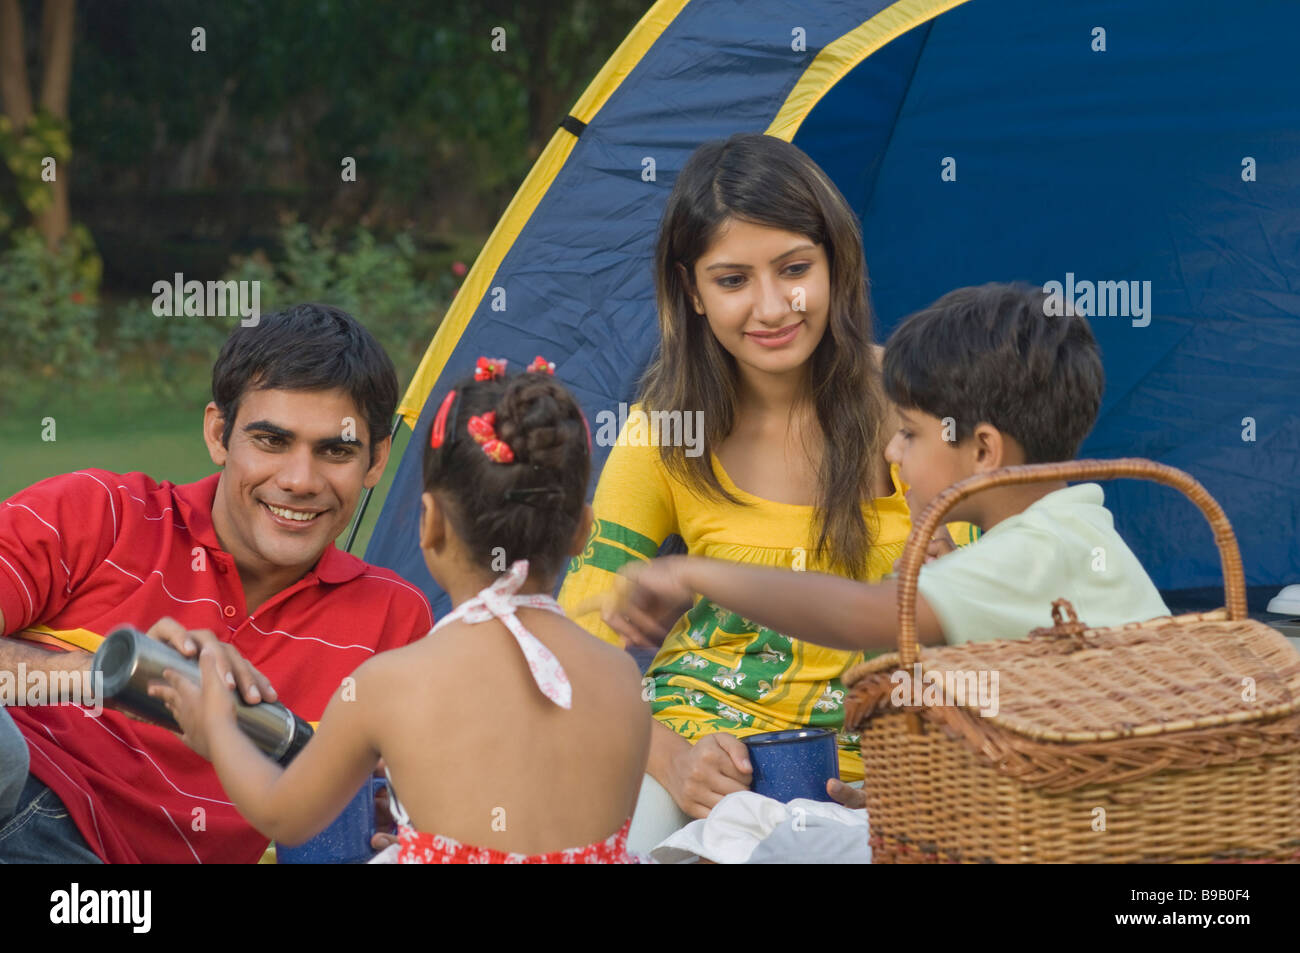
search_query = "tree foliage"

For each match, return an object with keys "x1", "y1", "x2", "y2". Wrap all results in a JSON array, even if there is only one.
[{"x1": 72, "y1": 0, "x2": 651, "y2": 219}]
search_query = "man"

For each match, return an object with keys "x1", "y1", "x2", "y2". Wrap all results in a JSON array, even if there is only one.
[{"x1": 0, "y1": 304, "x2": 433, "y2": 863}]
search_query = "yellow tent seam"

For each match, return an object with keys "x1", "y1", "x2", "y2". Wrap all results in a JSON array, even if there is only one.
[{"x1": 767, "y1": 0, "x2": 970, "y2": 142}]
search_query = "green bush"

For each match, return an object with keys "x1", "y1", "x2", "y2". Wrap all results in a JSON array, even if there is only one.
[
  {"x1": 113, "y1": 222, "x2": 456, "y2": 394},
  {"x1": 0, "y1": 228, "x2": 104, "y2": 406},
  {"x1": 0, "y1": 110, "x2": 72, "y2": 233}
]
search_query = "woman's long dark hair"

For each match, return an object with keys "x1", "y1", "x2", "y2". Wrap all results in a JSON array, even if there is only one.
[{"x1": 639, "y1": 133, "x2": 887, "y2": 574}]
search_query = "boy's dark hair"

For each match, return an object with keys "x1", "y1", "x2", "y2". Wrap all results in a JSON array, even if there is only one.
[
  {"x1": 211, "y1": 304, "x2": 398, "y2": 462},
  {"x1": 422, "y1": 369, "x2": 590, "y2": 580},
  {"x1": 883, "y1": 283, "x2": 1104, "y2": 462}
]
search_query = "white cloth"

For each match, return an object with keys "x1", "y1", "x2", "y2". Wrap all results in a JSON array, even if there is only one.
[
  {"x1": 650, "y1": 791, "x2": 871, "y2": 864},
  {"x1": 918, "y1": 483, "x2": 1171, "y2": 644},
  {"x1": 627, "y1": 774, "x2": 692, "y2": 855}
]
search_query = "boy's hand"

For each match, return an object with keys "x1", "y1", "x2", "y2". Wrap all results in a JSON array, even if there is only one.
[
  {"x1": 147, "y1": 647, "x2": 237, "y2": 761},
  {"x1": 582, "y1": 556, "x2": 695, "y2": 649}
]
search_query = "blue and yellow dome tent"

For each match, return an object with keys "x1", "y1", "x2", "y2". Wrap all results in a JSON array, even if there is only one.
[{"x1": 363, "y1": 0, "x2": 1300, "y2": 618}]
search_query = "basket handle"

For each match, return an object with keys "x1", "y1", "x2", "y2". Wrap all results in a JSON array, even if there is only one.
[{"x1": 896, "y1": 457, "x2": 1246, "y2": 667}]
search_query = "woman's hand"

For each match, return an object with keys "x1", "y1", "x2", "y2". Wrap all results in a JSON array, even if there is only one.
[
  {"x1": 826, "y1": 778, "x2": 867, "y2": 810},
  {"x1": 666, "y1": 733, "x2": 753, "y2": 819},
  {"x1": 927, "y1": 524, "x2": 957, "y2": 560},
  {"x1": 147, "y1": 647, "x2": 237, "y2": 761},
  {"x1": 892, "y1": 525, "x2": 956, "y2": 574},
  {"x1": 586, "y1": 556, "x2": 696, "y2": 649}
]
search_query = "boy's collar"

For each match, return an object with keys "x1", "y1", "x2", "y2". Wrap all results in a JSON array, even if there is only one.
[{"x1": 1027, "y1": 482, "x2": 1104, "y2": 507}]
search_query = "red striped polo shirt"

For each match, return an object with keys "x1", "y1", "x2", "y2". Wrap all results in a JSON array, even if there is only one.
[{"x1": 0, "y1": 469, "x2": 434, "y2": 863}]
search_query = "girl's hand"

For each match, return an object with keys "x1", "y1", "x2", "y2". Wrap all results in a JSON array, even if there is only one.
[
  {"x1": 603, "y1": 556, "x2": 695, "y2": 649},
  {"x1": 147, "y1": 647, "x2": 237, "y2": 761}
]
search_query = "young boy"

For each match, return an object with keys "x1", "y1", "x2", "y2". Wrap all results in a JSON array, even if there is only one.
[{"x1": 604, "y1": 283, "x2": 1171, "y2": 654}]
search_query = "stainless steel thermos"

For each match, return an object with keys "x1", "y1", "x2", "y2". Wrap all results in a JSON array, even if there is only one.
[{"x1": 92, "y1": 626, "x2": 314, "y2": 765}]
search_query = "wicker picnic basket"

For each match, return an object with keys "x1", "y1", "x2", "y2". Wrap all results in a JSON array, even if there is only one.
[{"x1": 844, "y1": 458, "x2": 1300, "y2": 864}]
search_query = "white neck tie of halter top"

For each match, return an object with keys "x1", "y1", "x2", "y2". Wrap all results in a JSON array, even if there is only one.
[{"x1": 430, "y1": 559, "x2": 572, "y2": 709}]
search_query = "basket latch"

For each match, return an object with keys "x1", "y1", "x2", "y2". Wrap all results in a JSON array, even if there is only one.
[{"x1": 1028, "y1": 598, "x2": 1096, "y2": 652}]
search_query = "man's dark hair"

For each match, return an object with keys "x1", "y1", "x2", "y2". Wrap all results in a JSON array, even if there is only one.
[
  {"x1": 211, "y1": 304, "x2": 398, "y2": 461},
  {"x1": 882, "y1": 283, "x2": 1104, "y2": 463}
]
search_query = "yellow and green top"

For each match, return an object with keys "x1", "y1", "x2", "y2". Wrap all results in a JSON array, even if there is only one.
[{"x1": 557, "y1": 409, "x2": 916, "y2": 782}]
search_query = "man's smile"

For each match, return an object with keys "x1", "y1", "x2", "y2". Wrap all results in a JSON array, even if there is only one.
[{"x1": 260, "y1": 500, "x2": 328, "y2": 527}]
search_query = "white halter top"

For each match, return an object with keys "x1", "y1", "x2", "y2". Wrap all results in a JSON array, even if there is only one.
[{"x1": 384, "y1": 559, "x2": 571, "y2": 832}]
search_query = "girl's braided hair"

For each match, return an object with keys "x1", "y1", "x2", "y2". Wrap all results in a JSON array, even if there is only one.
[{"x1": 421, "y1": 366, "x2": 591, "y2": 579}]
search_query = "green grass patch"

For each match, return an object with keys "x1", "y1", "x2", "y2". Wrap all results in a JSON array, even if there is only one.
[{"x1": 0, "y1": 371, "x2": 214, "y2": 499}]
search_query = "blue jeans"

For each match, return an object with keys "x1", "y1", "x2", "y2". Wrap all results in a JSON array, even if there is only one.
[
  {"x1": 0, "y1": 708, "x2": 101, "y2": 863},
  {"x1": 0, "y1": 707, "x2": 28, "y2": 819}
]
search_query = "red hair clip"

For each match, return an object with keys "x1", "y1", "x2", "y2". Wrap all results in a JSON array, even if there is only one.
[
  {"x1": 467, "y1": 410, "x2": 515, "y2": 464},
  {"x1": 474, "y1": 357, "x2": 508, "y2": 381},
  {"x1": 430, "y1": 389, "x2": 457, "y2": 449},
  {"x1": 527, "y1": 355, "x2": 556, "y2": 375}
]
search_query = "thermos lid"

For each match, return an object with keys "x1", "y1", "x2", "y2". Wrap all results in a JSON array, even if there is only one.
[{"x1": 93, "y1": 627, "x2": 143, "y2": 698}]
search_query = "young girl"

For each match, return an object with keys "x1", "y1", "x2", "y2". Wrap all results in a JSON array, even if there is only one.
[
  {"x1": 151, "y1": 359, "x2": 650, "y2": 863},
  {"x1": 557, "y1": 133, "x2": 918, "y2": 850}
]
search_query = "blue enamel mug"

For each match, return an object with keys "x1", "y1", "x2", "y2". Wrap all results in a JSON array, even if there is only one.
[
  {"x1": 742, "y1": 728, "x2": 840, "y2": 803},
  {"x1": 276, "y1": 775, "x2": 391, "y2": 864}
]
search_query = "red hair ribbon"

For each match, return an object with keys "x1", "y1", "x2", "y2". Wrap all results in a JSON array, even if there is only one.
[
  {"x1": 474, "y1": 357, "x2": 508, "y2": 381},
  {"x1": 467, "y1": 410, "x2": 515, "y2": 464},
  {"x1": 430, "y1": 389, "x2": 457, "y2": 449}
]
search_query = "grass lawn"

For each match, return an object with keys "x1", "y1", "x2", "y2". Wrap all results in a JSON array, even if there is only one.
[{"x1": 0, "y1": 370, "x2": 410, "y2": 559}]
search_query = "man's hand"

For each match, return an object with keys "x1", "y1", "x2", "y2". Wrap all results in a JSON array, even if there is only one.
[
  {"x1": 826, "y1": 778, "x2": 867, "y2": 810},
  {"x1": 666, "y1": 733, "x2": 753, "y2": 819},
  {"x1": 147, "y1": 647, "x2": 237, "y2": 761},
  {"x1": 144, "y1": 616, "x2": 276, "y2": 705},
  {"x1": 593, "y1": 556, "x2": 695, "y2": 649},
  {"x1": 371, "y1": 760, "x2": 397, "y2": 850}
]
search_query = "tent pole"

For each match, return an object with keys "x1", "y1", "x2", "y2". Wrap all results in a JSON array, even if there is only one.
[{"x1": 343, "y1": 414, "x2": 403, "y2": 554}]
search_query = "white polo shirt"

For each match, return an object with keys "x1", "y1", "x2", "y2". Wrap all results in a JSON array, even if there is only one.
[{"x1": 917, "y1": 483, "x2": 1171, "y2": 644}]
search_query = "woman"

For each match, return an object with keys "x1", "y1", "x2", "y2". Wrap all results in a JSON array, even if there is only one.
[{"x1": 558, "y1": 133, "x2": 909, "y2": 851}]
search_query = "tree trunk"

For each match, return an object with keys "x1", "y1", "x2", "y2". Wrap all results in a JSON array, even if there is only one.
[
  {"x1": 0, "y1": 0, "x2": 33, "y2": 129},
  {"x1": 35, "y1": 0, "x2": 75, "y2": 249}
]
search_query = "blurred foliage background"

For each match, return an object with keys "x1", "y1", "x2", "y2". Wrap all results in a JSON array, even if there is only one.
[{"x1": 0, "y1": 0, "x2": 650, "y2": 518}]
